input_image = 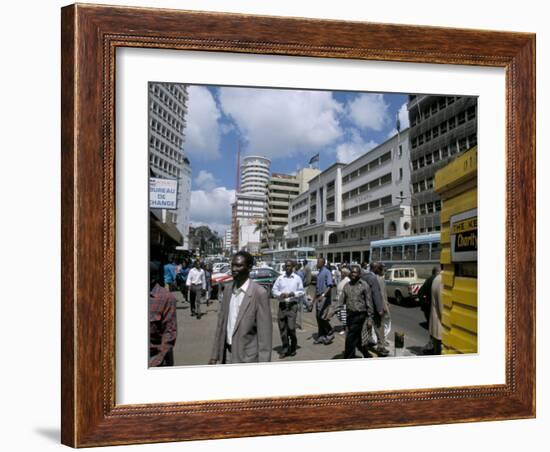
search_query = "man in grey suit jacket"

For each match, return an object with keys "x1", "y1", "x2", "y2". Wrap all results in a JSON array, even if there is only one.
[{"x1": 209, "y1": 251, "x2": 273, "y2": 364}]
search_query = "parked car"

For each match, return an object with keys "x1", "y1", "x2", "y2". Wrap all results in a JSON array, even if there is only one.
[
  {"x1": 273, "y1": 262, "x2": 286, "y2": 276},
  {"x1": 212, "y1": 262, "x2": 230, "y2": 274},
  {"x1": 211, "y1": 270, "x2": 233, "y2": 300},
  {"x1": 384, "y1": 267, "x2": 425, "y2": 305},
  {"x1": 249, "y1": 267, "x2": 280, "y2": 295}
]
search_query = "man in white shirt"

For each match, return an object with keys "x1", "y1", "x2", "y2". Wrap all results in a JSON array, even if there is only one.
[
  {"x1": 209, "y1": 251, "x2": 272, "y2": 364},
  {"x1": 186, "y1": 260, "x2": 206, "y2": 319},
  {"x1": 272, "y1": 260, "x2": 304, "y2": 358}
]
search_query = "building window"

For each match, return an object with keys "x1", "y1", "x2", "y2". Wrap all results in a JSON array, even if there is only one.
[
  {"x1": 449, "y1": 117, "x2": 456, "y2": 130},
  {"x1": 381, "y1": 195, "x2": 392, "y2": 206}
]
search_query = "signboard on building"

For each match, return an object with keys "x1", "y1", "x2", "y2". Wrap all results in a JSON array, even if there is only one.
[
  {"x1": 450, "y1": 208, "x2": 477, "y2": 262},
  {"x1": 149, "y1": 177, "x2": 178, "y2": 210}
]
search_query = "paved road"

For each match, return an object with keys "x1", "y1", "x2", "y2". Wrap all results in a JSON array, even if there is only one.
[{"x1": 172, "y1": 289, "x2": 430, "y2": 366}]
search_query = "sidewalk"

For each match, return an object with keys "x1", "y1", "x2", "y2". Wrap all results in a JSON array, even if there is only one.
[{"x1": 171, "y1": 290, "x2": 418, "y2": 366}]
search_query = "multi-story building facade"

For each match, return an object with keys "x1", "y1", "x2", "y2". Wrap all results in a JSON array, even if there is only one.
[
  {"x1": 286, "y1": 130, "x2": 411, "y2": 264},
  {"x1": 231, "y1": 155, "x2": 272, "y2": 252},
  {"x1": 239, "y1": 155, "x2": 271, "y2": 197},
  {"x1": 407, "y1": 94, "x2": 477, "y2": 233},
  {"x1": 148, "y1": 82, "x2": 192, "y2": 248},
  {"x1": 224, "y1": 229, "x2": 233, "y2": 251},
  {"x1": 261, "y1": 168, "x2": 320, "y2": 251}
]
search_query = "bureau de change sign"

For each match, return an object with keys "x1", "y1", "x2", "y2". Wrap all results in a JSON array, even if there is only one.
[
  {"x1": 450, "y1": 208, "x2": 477, "y2": 262},
  {"x1": 149, "y1": 177, "x2": 178, "y2": 210}
]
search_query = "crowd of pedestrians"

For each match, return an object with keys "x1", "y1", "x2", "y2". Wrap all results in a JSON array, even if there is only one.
[{"x1": 149, "y1": 252, "x2": 443, "y2": 367}]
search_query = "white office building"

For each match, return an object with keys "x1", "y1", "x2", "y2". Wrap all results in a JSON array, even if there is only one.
[
  {"x1": 148, "y1": 82, "x2": 192, "y2": 248},
  {"x1": 240, "y1": 155, "x2": 271, "y2": 197},
  {"x1": 286, "y1": 130, "x2": 411, "y2": 264},
  {"x1": 224, "y1": 229, "x2": 232, "y2": 251},
  {"x1": 231, "y1": 155, "x2": 272, "y2": 252}
]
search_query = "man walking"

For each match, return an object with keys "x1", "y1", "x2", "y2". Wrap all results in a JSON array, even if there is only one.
[
  {"x1": 418, "y1": 267, "x2": 439, "y2": 324},
  {"x1": 360, "y1": 261, "x2": 385, "y2": 348},
  {"x1": 341, "y1": 265, "x2": 373, "y2": 359},
  {"x1": 209, "y1": 251, "x2": 272, "y2": 364},
  {"x1": 334, "y1": 266, "x2": 351, "y2": 335},
  {"x1": 163, "y1": 256, "x2": 177, "y2": 290},
  {"x1": 372, "y1": 262, "x2": 391, "y2": 357},
  {"x1": 203, "y1": 262, "x2": 213, "y2": 306},
  {"x1": 149, "y1": 261, "x2": 177, "y2": 367},
  {"x1": 272, "y1": 260, "x2": 305, "y2": 358},
  {"x1": 313, "y1": 258, "x2": 334, "y2": 345},
  {"x1": 186, "y1": 260, "x2": 206, "y2": 319},
  {"x1": 302, "y1": 259, "x2": 313, "y2": 311},
  {"x1": 177, "y1": 259, "x2": 190, "y2": 303}
]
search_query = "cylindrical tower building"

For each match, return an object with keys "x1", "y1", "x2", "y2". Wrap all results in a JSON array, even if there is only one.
[{"x1": 240, "y1": 155, "x2": 271, "y2": 198}]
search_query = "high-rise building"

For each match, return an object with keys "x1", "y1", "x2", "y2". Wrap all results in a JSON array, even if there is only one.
[
  {"x1": 261, "y1": 168, "x2": 320, "y2": 250},
  {"x1": 240, "y1": 155, "x2": 271, "y2": 197},
  {"x1": 407, "y1": 95, "x2": 477, "y2": 233},
  {"x1": 223, "y1": 229, "x2": 233, "y2": 251},
  {"x1": 148, "y1": 82, "x2": 192, "y2": 248},
  {"x1": 231, "y1": 155, "x2": 272, "y2": 252}
]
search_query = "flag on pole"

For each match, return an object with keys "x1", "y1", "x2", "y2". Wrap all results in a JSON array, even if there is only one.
[
  {"x1": 396, "y1": 117, "x2": 401, "y2": 132},
  {"x1": 309, "y1": 153, "x2": 320, "y2": 165}
]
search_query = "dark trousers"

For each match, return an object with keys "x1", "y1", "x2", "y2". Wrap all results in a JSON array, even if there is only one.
[
  {"x1": 431, "y1": 337, "x2": 442, "y2": 355},
  {"x1": 278, "y1": 302, "x2": 298, "y2": 353},
  {"x1": 345, "y1": 311, "x2": 369, "y2": 358},
  {"x1": 180, "y1": 283, "x2": 188, "y2": 301},
  {"x1": 315, "y1": 293, "x2": 333, "y2": 338},
  {"x1": 189, "y1": 284, "x2": 202, "y2": 314}
]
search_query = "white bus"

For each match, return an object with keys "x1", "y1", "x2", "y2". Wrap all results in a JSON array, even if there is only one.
[
  {"x1": 262, "y1": 247, "x2": 316, "y2": 266},
  {"x1": 370, "y1": 233, "x2": 441, "y2": 278}
]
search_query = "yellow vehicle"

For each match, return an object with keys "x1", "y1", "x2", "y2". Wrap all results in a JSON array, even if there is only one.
[{"x1": 434, "y1": 146, "x2": 478, "y2": 354}]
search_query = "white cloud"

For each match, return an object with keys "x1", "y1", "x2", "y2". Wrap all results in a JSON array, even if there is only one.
[
  {"x1": 190, "y1": 186, "x2": 235, "y2": 234},
  {"x1": 398, "y1": 102, "x2": 410, "y2": 130},
  {"x1": 218, "y1": 87, "x2": 344, "y2": 159},
  {"x1": 194, "y1": 170, "x2": 217, "y2": 191},
  {"x1": 385, "y1": 102, "x2": 411, "y2": 139},
  {"x1": 335, "y1": 129, "x2": 378, "y2": 164},
  {"x1": 185, "y1": 86, "x2": 221, "y2": 159},
  {"x1": 345, "y1": 94, "x2": 390, "y2": 132}
]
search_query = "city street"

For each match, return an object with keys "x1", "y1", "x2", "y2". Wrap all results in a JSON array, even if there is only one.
[{"x1": 172, "y1": 288, "x2": 430, "y2": 366}]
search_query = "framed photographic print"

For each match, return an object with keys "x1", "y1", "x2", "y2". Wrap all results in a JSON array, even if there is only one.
[{"x1": 61, "y1": 3, "x2": 535, "y2": 447}]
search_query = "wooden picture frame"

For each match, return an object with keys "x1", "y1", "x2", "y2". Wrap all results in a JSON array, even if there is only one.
[{"x1": 61, "y1": 3, "x2": 535, "y2": 447}]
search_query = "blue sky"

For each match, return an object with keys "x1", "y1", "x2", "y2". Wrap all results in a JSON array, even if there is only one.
[{"x1": 183, "y1": 84, "x2": 409, "y2": 235}]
